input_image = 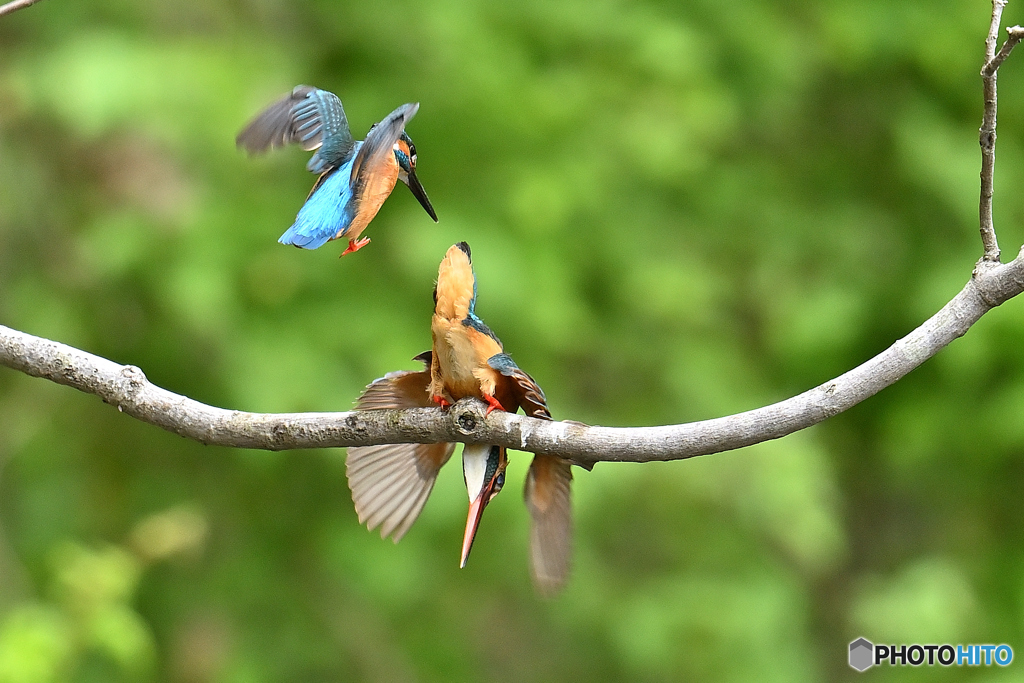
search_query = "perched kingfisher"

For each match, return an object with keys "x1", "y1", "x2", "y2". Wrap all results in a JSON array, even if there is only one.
[
  {"x1": 236, "y1": 85, "x2": 437, "y2": 256},
  {"x1": 345, "y1": 243, "x2": 575, "y2": 594}
]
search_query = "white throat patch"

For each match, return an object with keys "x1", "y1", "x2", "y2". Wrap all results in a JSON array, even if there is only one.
[{"x1": 462, "y1": 444, "x2": 492, "y2": 502}]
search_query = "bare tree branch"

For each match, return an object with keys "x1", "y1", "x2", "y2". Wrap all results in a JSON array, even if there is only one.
[
  {"x1": 2, "y1": 1, "x2": 1024, "y2": 468},
  {"x1": 0, "y1": 0, "x2": 43, "y2": 19},
  {"x1": 4, "y1": 249, "x2": 1024, "y2": 466},
  {"x1": 982, "y1": 25, "x2": 1024, "y2": 78},
  {"x1": 978, "y1": 0, "x2": 1024, "y2": 261}
]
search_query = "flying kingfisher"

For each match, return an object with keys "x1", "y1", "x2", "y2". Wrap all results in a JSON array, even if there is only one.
[
  {"x1": 345, "y1": 243, "x2": 575, "y2": 594},
  {"x1": 237, "y1": 85, "x2": 437, "y2": 256}
]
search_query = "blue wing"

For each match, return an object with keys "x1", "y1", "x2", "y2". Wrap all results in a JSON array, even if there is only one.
[
  {"x1": 278, "y1": 153, "x2": 359, "y2": 249},
  {"x1": 236, "y1": 85, "x2": 356, "y2": 175}
]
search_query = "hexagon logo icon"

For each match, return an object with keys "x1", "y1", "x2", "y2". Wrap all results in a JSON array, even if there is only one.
[{"x1": 849, "y1": 638, "x2": 874, "y2": 672}]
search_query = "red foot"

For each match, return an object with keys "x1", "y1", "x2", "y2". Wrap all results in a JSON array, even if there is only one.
[
  {"x1": 431, "y1": 394, "x2": 451, "y2": 409},
  {"x1": 340, "y1": 236, "x2": 371, "y2": 257},
  {"x1": 483, "y1": 394, "x2": 504, "y2": 415}
]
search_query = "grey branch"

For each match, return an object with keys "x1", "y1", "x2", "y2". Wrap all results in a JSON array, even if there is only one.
[
  {"x1": 0, "y1": 0, "x2": 43, "y2": 18},
  {"x1": 4, "y1": 251, "x2": 1024, "y2": 466},
  {"x1": 3, "y1": 0, "x2": 1024, "y2": 467},
  {"x1": 978, "y1": 0, "x2": 1023, "y2": 261}
]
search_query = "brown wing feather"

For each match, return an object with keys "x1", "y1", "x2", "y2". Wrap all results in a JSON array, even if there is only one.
[
  {"x1": 525, "y1": 454, "x2": 573, "y2": 595},
  {"x1": 347, "y1": 442, "x2": 454, "y2": 542},
  {"x1": 488, "y1": 354, "x2": 551, "y2": 418},
  {"x1": 346, "y1": 360, "x2": 454, "y2": 542},
  {"x1": 354, "y1": 366, "x2": 431, "y2": 410},
  {"x1": 507, "y1": 367, "x2": 550, "y2": 418},
  {"x1": 487, "y1": 353, "x2": 574, "y2": 592}
]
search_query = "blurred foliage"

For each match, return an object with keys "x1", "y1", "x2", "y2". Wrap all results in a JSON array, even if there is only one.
[{"x1": 2, "y1": 0, "x2": 1024, "y2": 680}]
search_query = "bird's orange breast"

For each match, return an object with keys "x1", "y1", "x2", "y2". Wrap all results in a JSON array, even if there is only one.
[
  {"x1": 342, "y1": 153, "x2": 400, "y2": 240},
  {"x1": 434, "y1": 250, "x2": 476, "y2": 321},
  {"x1": 432, "y1": 317, "x2": 503, "y2": 400}
]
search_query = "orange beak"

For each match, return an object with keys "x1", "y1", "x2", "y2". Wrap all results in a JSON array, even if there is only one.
[{"x1": 460, "y1": 493, "x2": 488, "y2": 568}]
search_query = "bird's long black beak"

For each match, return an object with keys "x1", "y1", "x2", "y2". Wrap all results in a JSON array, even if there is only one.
[{"x1": 405, "y1": 170, "x2": 438, "y2": 222}]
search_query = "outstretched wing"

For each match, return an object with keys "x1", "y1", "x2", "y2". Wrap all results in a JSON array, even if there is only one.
[
  {"x1": 487, "y1": 352, "x2": 574, "y2": 593},
  {"x1": 487, "y1": 353, "x2": 550, "y2": 418},
  {"x1": 346, "y1": 353, "x2": 454, "y2": 542},
  {"x1": 236, "y1": 85, "x2": 356, "y2": 174},
  {"x1": 349, "y1": 102, "x2": 419, "y2": 184},
  {"x1": 525, "y1": 454, "x2": 573, "y2": 596}
]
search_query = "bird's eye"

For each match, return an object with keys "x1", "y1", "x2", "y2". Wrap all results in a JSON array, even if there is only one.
[{"x1": 492, "y1": 472, "x2": 505, "y2": 495}]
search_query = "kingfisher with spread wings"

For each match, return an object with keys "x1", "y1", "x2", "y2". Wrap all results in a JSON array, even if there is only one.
[
  {"x1": 237, "y1": 85, "x2": 437, "y2": 255},
  {"x1": 346, "y1": 243, "x2": 575, "y2": 594}
]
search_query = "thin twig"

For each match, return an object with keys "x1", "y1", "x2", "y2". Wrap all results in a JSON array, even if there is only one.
[
  {"x1": 0, "y1": 0, "x2": 43, "y2": 19},
  {"x1": 982, "y1": 26, "x2": 1024, "y2": 77},
  {"x1": 978, "y1": 2, "x2": 1023, "y2": 262},
  {"x1": 4, "y1": 248, "x2": 1024, "y2": 465}
]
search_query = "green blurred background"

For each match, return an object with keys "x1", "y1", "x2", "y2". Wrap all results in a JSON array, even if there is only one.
[{"x1": 2, "y1": 0, "x2": 1024, "y2": 680}]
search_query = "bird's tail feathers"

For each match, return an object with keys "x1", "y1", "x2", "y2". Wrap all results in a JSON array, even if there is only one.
[{"x1": 278, "y1": 221, "x2": 333, "y2": 249}]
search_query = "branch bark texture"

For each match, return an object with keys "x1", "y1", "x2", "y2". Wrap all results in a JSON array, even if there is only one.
[
  {"x1": 0, "y1": 0, "x2": 43, "y2": 19},
  {"x1": 4, "y1": 252, "x2": 1024, "y2": 467},
  {"x1": 979, "y1": 0, "x2": 1024, "y2": 261}
]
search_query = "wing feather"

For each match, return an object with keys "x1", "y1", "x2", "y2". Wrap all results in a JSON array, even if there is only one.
[
  {"x1": 390, "y1": 483, "x2": 435, "y2": 541},
  {"x1": 236, "y1": 85, "x2": 355, "y2": 174},
  {"x1": 354, "y1": 454, "x2": 417, "y2": 504},
  {"x1": 487, "y1": 353, "x2": 551, "y2": 418},
  {"x1": 487, "y1": 353, "x2": 574, "y2": 593},
  {"x1": 349, "y1": 102, "x2": 419, "y2": 184},
  {"x1": 525, "y1": 455, "x2": 574, "y2": 595},
  {"x1": 379, "y1": 475, "x2": 433, "y2": 539},
  {"x1": 346, "y1": 356, "x2": 454, "y2": 542},
  {"x1": 363, "y1": 468, "x2": 419, "y2": 528},
  {"x1": 347, "y1": 442, "x2": 454, "y2": 542}
]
